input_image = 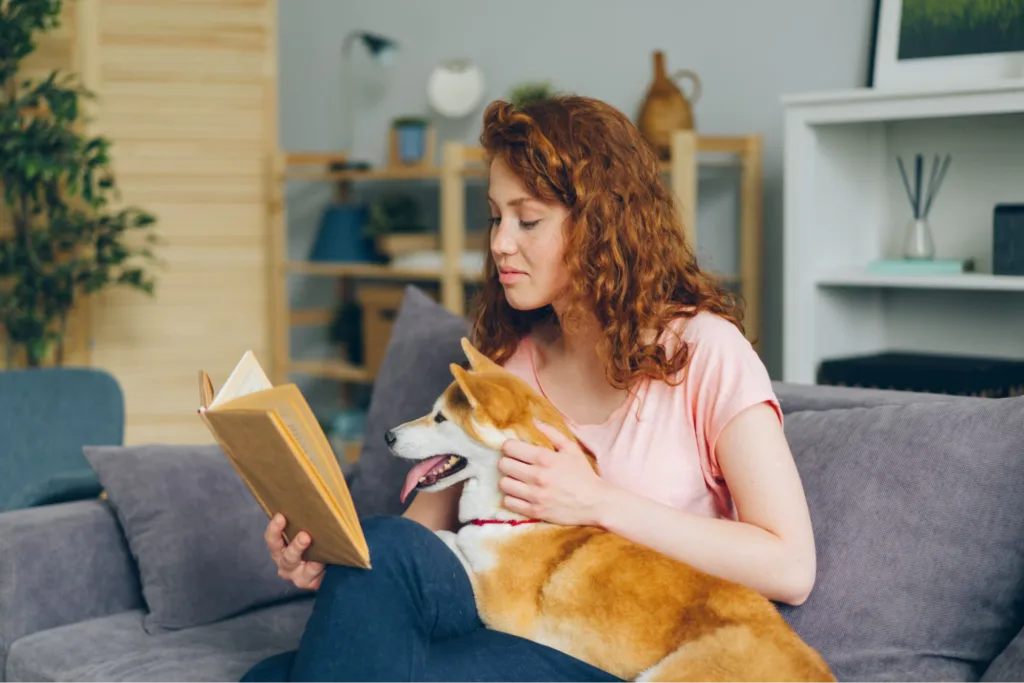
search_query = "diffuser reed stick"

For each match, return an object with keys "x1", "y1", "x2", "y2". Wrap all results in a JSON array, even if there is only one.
[{"x1": 897, "y1": 152, "x2": 951, "y2": 220}]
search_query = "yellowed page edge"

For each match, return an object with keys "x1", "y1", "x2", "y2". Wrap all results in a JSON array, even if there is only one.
[
  {"x1": 282, "y1": 390, "x2": 361, "y2": 531},
  {"x1": 263, "y1": 410, "x2": 369, "y2": 567}
]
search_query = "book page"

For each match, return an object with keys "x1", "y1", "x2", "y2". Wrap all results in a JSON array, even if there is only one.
[{"x1": 211, "y1": 350, "x2": 273, "y2": 408}]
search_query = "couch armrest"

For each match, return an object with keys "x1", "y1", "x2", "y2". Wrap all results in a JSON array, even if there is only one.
[
  {"x1": 4, "y1": 466, "x2": 102, "y2": 510},
  {"x1": 0, "y1": 499, "x2": 143, "y2": 680}
]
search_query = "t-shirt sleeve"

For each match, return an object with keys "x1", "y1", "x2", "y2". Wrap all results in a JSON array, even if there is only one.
[{"x1": 679, "y1": 314, "x2": 782, "y2": 483}]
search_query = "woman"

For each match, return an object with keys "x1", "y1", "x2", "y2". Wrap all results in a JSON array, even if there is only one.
[{"x1": 243, "y1": 95, "x2": 817, "y2": 682}]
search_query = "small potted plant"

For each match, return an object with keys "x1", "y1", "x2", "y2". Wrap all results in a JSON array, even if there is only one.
[
  {"x1": 509, "y1": 80, "x2": 555, "y2": 108},
  {"x1": 364, "y1": 193, "x2": 437, "y2": 259}
]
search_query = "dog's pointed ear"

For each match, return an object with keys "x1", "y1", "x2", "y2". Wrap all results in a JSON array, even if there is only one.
[
  {"x1": 450, "y1": 363, "x2": 481, "y2": 409},
  {"x1": 460, "y1": 337, "x2": 502, "y2": 373}
]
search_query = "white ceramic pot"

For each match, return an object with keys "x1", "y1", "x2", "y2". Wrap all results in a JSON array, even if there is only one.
[{"x1": 426, "y1": 60, "x2": 486, "y2": 118}]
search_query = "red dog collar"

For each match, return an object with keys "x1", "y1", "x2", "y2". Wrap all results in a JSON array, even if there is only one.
[{"x1": 467, "y1": 518, "x2": 543, "y2": 527}]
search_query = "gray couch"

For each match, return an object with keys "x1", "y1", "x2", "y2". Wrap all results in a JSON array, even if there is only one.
[{"x1": 3, "y1": 287, "x2": 1024, "y2": 682}]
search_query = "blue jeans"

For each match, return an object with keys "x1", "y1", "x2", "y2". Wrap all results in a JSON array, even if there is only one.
[{"x1": 241, "y1": 515, "x2": 621, "y2": 682}]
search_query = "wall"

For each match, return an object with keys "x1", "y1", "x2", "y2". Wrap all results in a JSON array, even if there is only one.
[{"x1": 277, "y1": 0, "x2": 878, "y2": 378}]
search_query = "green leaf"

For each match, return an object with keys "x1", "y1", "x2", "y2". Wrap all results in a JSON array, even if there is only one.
[{"x1": 0, "y1": 0, "x2": 160, "y2": 365}]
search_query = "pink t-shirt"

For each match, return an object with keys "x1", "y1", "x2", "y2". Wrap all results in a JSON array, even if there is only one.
[{"x1": 501, "y1": 311, "x2": 781, "y2": 520}]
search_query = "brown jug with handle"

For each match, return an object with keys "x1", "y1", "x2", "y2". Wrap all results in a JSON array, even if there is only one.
[{"x1": 637, "y1": 50, "x2": 702, "y2": 160}]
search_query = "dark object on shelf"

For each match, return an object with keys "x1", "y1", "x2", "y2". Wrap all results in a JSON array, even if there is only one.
[
  {"x1": 329, "y1": 160, "x2": 372, "y2": 172},
  {"x1": 309, "y1": 204, "x2": 378, "y2": 263},
  {"x1": 365, "y1": 193, "x2": 428, "y2": 238},
  {"x1": 817, "y1": 351, "x2": 1024, "y2": 398},
  {"x1": 993, "y1": 204, "x2": 1024, "y2": 276},
  {"x1": 331, "y1": 301, "x2": 364, "y2": 366}
]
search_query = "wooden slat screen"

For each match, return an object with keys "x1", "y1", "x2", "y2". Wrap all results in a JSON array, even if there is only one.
[{"x1": 81, "y1": 0, "x2": 278, "y2": 444}]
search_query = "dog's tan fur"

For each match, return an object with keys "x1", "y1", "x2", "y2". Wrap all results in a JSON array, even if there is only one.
[{"x1": 388, "y1": 339, "x2": 835, "y2": 682}]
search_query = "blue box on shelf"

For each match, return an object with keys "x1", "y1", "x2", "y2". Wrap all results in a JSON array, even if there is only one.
[
  {"x1": 994, "y1": 204, "x2": 1024, "y2": 276},
  {"x1": 309, "y1": 204, "x2": 378, "y2": 263}
]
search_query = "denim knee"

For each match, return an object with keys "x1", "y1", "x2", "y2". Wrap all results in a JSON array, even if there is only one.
[
  {"x1": 319, "y1": 515, "x2": 440, "y2": 584},
  {"x1": 361, "y1": 514, "x2": 440, "y2": 556}
]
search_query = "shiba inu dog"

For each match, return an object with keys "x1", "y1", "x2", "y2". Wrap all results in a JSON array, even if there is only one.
[{"x1": 386, "y1": 338, "x2": 835, "y2": 682}]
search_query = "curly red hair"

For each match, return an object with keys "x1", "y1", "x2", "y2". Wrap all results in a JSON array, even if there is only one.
[{"x1": 471, "y1": 95, "x2": 744, "y2": 390}]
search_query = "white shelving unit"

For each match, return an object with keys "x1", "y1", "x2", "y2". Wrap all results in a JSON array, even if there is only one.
[{"x1": 781, "y1": 80, "x2": 1024, "y2": 384}]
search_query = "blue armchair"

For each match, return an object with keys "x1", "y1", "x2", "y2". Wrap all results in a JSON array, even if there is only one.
[{"x1": 0, "y1": 367, "x2": 124, "y2": 511}]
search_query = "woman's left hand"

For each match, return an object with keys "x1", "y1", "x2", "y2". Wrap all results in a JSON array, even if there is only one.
[{"x1": 498, "y1": 420, "x2": 612, "y2": 527}]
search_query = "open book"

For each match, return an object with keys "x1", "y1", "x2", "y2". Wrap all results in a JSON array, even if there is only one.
[{"x1": 197, "y1": 351, "x2": 370, "y2": 568}]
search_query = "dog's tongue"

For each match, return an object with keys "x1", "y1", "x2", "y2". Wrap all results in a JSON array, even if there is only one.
[{"x1": 400, "y1": 455, "x2": 449, "y2": 503}]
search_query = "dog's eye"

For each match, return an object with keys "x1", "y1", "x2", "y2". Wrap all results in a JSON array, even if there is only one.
[{"x1": 433, "y1": 412, "x2": 447, "y2": 424}]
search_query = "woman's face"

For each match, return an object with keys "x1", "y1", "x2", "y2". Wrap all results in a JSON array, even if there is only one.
[{"x1": 487, "y1": 159, "x2": 571, "y2": 311}]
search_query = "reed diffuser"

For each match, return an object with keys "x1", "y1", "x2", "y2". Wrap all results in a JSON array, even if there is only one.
[{"x1": 897, "y1": 152, "x2": 952, "y2": 260}]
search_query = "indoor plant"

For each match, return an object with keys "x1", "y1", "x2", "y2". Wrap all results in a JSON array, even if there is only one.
[
  {"x1": 364, "y1": 193, "x2": 435, "y2": 259},
  {"x1": 0, "y1": 0, "x2": 159, "y2": 367},
  {"x1": 509, "y1": 80, "x2": 555, "y2": 108}
]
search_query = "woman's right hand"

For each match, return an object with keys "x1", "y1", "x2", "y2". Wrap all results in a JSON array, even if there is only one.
[{"x1": 265, "y1": 513, "x2": 325, "y2": 590}]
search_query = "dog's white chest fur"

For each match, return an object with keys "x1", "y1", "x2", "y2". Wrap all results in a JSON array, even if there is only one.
[{"x1": 436, "y1": 523, "x2": 536, "y2": 577}]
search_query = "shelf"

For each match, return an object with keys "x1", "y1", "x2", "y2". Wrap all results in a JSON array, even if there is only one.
[
  {"x1": 781, "y1": 79, "x2": 1024, "y2": 108},
  {"x1": 270, "y1": 133, "x2": 766, "y2": 388},
  {"x1": 286, "y1": 260, "x2": 739, "y2": 287},
  {"x1": 816, "y1": 269, "x2": 1024, "y2": 292},
  {"x1": 284, "y1": 261, "x2": 485, "y2": 282},
  {"x1": 283, "y1": 136, "x2": 756, "y2": 183},
  {"x1": 781, "y1": 79, "x2": 1024, "y2": 126},
  {"x1": 287, "y1": 359, "x2": 372, "y2": 383},
  {"x1": 284, "y1": 165, "x2": 488, "y2": 182},
  {"x1": 781, "y1": 83, "x2": 1024, "y2": 384}
]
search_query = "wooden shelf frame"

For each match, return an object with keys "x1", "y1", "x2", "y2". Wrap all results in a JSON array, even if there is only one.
[
  {"x1": 266, "y1": 133, "x2": 763, "y2": 385},
  {"x1": 266, "y1": 143, "x2": 486, "y2": 385},
  {"x1": 668, "y1": 130, "x2": 765, "y2": 351}
]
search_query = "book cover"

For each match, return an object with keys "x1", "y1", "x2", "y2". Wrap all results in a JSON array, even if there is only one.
[
  {"x1": 197, "y1": 351, "x2": 370, "y2": 568},
  {"x1": 865, "y1": 258, "x2": 975, "y2": 275}
]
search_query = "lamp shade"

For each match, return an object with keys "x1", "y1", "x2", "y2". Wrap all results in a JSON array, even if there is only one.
[
  {"x1": 359, "y1": 32, "x2": 398, "y2": 62},
  {"x1": 339, "y1": 30, "x2": 401, "y2": 165},
  {"x1": 344, "y1": 30, "x2": 399, "y2": 63}
]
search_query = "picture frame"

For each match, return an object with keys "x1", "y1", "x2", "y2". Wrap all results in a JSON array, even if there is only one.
[{"x1": 867, "y1": 0, "x2": 1024, "y2": 91}]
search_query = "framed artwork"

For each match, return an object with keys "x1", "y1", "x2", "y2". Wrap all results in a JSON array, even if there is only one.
[{"x1": 867, "y1": 0, "x2": 1024, "y2": 90}]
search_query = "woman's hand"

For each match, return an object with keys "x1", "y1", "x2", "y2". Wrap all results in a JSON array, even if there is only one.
[
  {"x1": 264, "y1": 513, "x2": 325, "y2": 590},
  {"x1": 498, "y1": 420, "x2": 611, "y2": 527}
]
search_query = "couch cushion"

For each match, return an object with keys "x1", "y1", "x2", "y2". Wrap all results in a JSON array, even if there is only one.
[
  {"x1": 776, "y1": 397, "x2": 1024, "y2": 681},
  {"x1": 5, "y1": 599, "x2": 312, "y2": 682},
  {"x1": 83, "y1": 444, "x2": 307, "y2": 635},
  {"x1": 347, "y1": 285, "x2": 472, "y2": 517}
]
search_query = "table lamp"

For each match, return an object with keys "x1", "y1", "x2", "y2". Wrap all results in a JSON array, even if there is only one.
[{"x1": 337, "y1": 30, "x2": 399, "y2": 172}]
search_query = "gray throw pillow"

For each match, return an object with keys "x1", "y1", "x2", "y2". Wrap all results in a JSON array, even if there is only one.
[
  {"x1": 83, "y1": 444, "x2": 307, "y2": 635},
  {"x1": 347, "y1": 285, "x2": 472, "y2": 518},
  {"x1": 777, "y1": 397, "x2": 1024, "y2": 681}
]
